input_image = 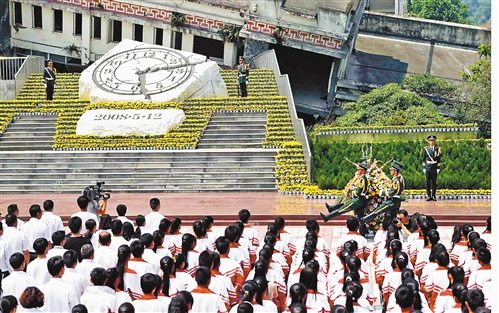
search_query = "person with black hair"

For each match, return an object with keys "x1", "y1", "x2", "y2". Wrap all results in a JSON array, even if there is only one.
[
  {"x1": 247, "y1": 259, "x2": 286, "y2": 310},
  {"x1": 467, "y1": 248, "x2": 491, "y2": 290},
  {"x1": 419, "y1": 243, "x2": 447, "y2": 294},
  {"x1": 130, "y1": 273, "x2": 168, "y2": 312},
  {"x1": 19, "y1": 286, "x2": 44, "y2": 311},
  {"x1": 168, "y1": 297, "x2": 189, "y2": 313},
  {"x1": 118, "y1": 302, "x2": 135, "y2": 313},
  {"x1": 414, "y1": 228, "x2": 441, "y2": 276},
  {"x1": 224, "y1": 225, "x2": 251, "y2": 276},
  {"x1": 25, "y1": 238, "x2": 51, "y2": 285},
  {"x1": 425, "y1": 250, "x2": 451, "y2": 308},
  {"x1": 2, "y1": 204, "x2": 24, "y2": 230},
  {"x1": 229, "y1": 280, "x2": 265, "y2": 312},
  {"x1": 167, "y1": 217, "x2": 183, "y2": 255},
  {"x1": 238, "y1": 209, "x2": 259, "y2": 248},
  {"x1": 374, "y1": 228, "x2": 400, "y2": 266},
  {"x1": 22, "y1": 204, "x2": 51, "y2": 259},
  {"x1": 46, "y1": 230, "x2": 68, "y2": 259},
  {"x1": 274, "y1": 217, "x2": 294, "y2": 256},
  {"x1": 72, "y1": 304, "x2": 89, "y2": 313},
  {"x1": 450, "y1": 224, "x2": 474, "y2": 265},
  {"x1": 298, "y1": 267, "x2": 330, "y2": 312},
  {"x1": 189, "y1": 266, "x2": 227, "y2": 312},
  {"x1": 1, "y1": 253, "x2": 36, "y2": 300},
  {"x1": 235, "y1": 302, "x2": 254, "y2": 313},
  {"x1": 396, "y1": 209, "x2": 418, "y2": 234},
  {"x1": 0, "y1": 295, "x2": 18, "y2": 313},
  {"x1": 158, "y1": 256, "x2": 182, "y2": 298},
  {"x1": 382, "y1": 252, "x2": 410, "y2": 303},
  {"x1": 40, "y1": 199, "x2": 64, "y2": 239},
  {"x1": 335, "y1": 217, "x2": 370, "y2": 261},
  {"x1": 116, "y1": 204, "x2": 134, "y2": 226},
  {"x1": 127, "y1": 240, "x2": 155, "y2": 277},
  {"x1": 192, "y1": 220, "x2": 213, "y2": 252},
  {"x1": 394, "y1": 284, "x2": 415, "y2": 312},
  {"x1": 386, "y1": 278, "x2": 431, "y2": 312},
  {"x1": 71, "y1": 195, "x2": 99, "y2": 228},
  {"x1": 434, "y1": 266, "x2": 465, "y2": 313},
  {"x1": 140, "y1": 233, "x2": 161, "y2": 274},
  {"x1": 215, "y1": 236, "x2": 244, "y2": 294},
  {"x1": 253, "y1": 275, "x2": 278, "y2": 312},
  {"x1": 135, "y1": 215, "x2": 148, "y2": 236},
  {"x1": 145, "y1": 198, "x2": 165, "y2": 233},
  {"x1": 407, "y1": 219, "x2": 435, "y2": 265},
  {"x1": 462, "y1": 289, "x2": 486, "y2": 313},
  {"x1": 337, "y1": 281, "x2": 370, "y2": 312},
  {"x1": 64, "y1": 216, "x2": 92, "y2": 262},
  {"x1": 288, "y1": 303, "x2": 307, "y2": 313},
  {"x1": 115, "y1": 244, "x2": 142, "y2": 299},
  {"x1": 375, "y1": 238, "x2": 404, "y2": 286},
  {"x1": 60, "y1": 250, "x2": 86, "y2": 298},
  {"x1": 79, "y1": 267, "x2": 117, "y2": 312},
  {"x1": 84, "y1": 218, "x2": 99, "y2": 249},
  {"x1": 39, "y1": 256, "x2": 79, "y2": 312},
  {"x1": 3, "y1": 213, "x2": 31, "y2": 272},
  {"x1": 480, "y1": 217, "x2": 491, "y2": 250}
]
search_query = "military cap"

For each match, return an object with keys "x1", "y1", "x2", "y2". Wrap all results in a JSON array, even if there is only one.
[
  {"x1": 356, "y1": 161, "x2": 369, "y2": 170},
  {"x1": 427, "y1": 135, "x2": 437, "y2": 140},
  {"x1": 390, "y1": 160, "x2": 404, "y2": 172}
]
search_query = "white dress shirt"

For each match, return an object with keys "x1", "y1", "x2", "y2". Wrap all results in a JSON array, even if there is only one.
[
  {"x1": 116, "y1": 216, "x2": 134, "y2": 226},
  {"x1": 3, "y1": 227, "x2": 30, "y2": 269},
  {"x1": 1, "y1": 270, "x2": 37, "y2": 300},
  {"x1": 109, "y1": 235, "x2": 130, "y2": 251},
  {"x1": 40, "y1": 211, "x2": 64, "y2": 239},
  {"x1": 21, "y1": 218, "x2": 51, "y2": 251},
  {"x1": 142, "y1": 248, "x2": 161, "y2": 274},
  {"x1": 145, "y1": 211, "x2": 165, "y2": 232},
  {"x1": 62, "y1": 267, "x2": 88, "y2": 298},
  {"x1": 94, "y1": 245, "x2": 118, "y2": 269},
  {"x1": 46, "y1": 246, "x2": 68, "y2": 259},
  {"x1": 80, "y1": 285, "x2": 118, "y2": 313},
  {"x1": 40, "y1": 277, "x2": 79, "y2": 313},
  {"x1": 2, "y1": 218, "x2": 24, "y2": 230},
  {"x1": 26, "y1": 257, "x2": 51, "y2": 285},
  {"x1": 75, "y1": 259, "x2": 105, "y2": 285},
  {"x1": 71, "y1": 211, "x2": 98, "y2": 229}
]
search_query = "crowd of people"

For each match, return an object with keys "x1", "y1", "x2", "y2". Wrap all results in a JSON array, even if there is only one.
[{"x1": 0, "y1": 196, "x2": 492, "y2": 313}]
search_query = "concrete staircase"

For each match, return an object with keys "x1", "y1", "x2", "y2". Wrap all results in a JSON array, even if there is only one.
[
  {"x1": 198, "y1": 112, "x2": 266, "y2": 149},
  {"x1": 0, "y1": 150, "x2": 278, "y2": 193},
  {"x1": 0, "y1": 114, "x2": 56, "y2": 151}
]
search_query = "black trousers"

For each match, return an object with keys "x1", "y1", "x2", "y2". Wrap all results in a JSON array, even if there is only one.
[
  {"x1": 46, "y1": 81, "x2": 55, "y2": 100},
  {"x1": 426, "y1": 170, "x2": 438, "y2": 198},
  {"x1": 239, "y1": 82, "x2": 247, "y2": 97}
]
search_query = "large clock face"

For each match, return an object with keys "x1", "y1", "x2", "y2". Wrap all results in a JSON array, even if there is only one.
[{"x1": 92, "y1": 47, "x2": 194, "y2": 96}]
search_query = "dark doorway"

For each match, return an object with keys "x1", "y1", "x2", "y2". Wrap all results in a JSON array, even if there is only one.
[{"x1": 193, "y1": 36, "x2": 223, "y2": 59}]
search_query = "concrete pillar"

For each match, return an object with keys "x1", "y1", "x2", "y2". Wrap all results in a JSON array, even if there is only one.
[
  {"x1": 122, "y1": 21, "x2": 133, "y2": 41},
  {"x1": 21, "y1": 2, "x2": 32, "y2": 28},
  {"x1": 326, "y1": 58, "x2": 341, "y2": 103},
  {"x1": 181, "y1": 32, "x2": 194, "y2": 52},
  {"x1": 81, "y1": 13, "x2": 91, "y2": 65},
  {"x1": 163, "y1": 29, "x2": 172, "y2": 48},
  {"x1": 223, "y1": 41, "x2": 237, "y2": 66},
  {"x1": 143, "y1": 25, "x2": 154, "y2": 44},
  {"x1": 42, "y1": 6, "x2": 52, "y2": 31},
  {"x1": 62, "y1": 10, "x2": 73, "y2": 35}
]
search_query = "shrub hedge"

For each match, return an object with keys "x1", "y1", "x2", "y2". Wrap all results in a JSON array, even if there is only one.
[{"x1": 312, "y1": 139, "x2": 491, "y2": 190}]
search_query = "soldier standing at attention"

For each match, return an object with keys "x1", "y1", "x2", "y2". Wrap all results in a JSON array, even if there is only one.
[
  {"x1": 44, "y1": 60, "x2": 57, "y2": 100},
  {"x1": 361, "y1": 160, "x2": 405, "y2": 224},
  {"x1": 237, "y1": 56, "x2": 249, "y2": 97},
  {"x1": 422, "y1": 135, "x2": 441, "y2": 201}
]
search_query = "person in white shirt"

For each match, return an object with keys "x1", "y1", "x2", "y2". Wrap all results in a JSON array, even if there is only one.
[
  {"x1": 190, "y1": 266, "x2": 228, "y2": 313},
  {"x1": 1, "y1": 253, "x2": 37, "y2": 300},
  {"x1": 128, "y1": 240, "x2": 156, "y2": 277},
  {"x1": 26, "y1": 238, "x2": 51, "y2": 286},
  {"x1": 110, "y1": 220, "x2": 131, "y2": 252},
  {"x1": 0, "y1": 222, "x2": 9, "y2": 276},
  {"x1": 71, "y1": 195, "x2": 98, "y2": 229},
  {"x1": 238, "y1": 209, "x2": 260, "y2": 248},
  {"x1": 61, "y1": 250, "x2": 87, "y2": 298},
  {"x1": 40, "y1": 256, "x2": 79, "y2": 312},
  {"x1": 0, "y1": 295, "x2": 18, "y2": 313},
  {"x1": 467, "y1": 248, "x2": 492, "y2": 290},
  {"x1": 140, "y1": 233, "x2": 161, "y2": 274},
  {"x1": 145, "y1": 198, "x2": 165, "y2": 233},
  {"x1": 80, "y1": 267, "x2": 119, "y2": 312},
  {"x1": 21, "y1": 205, "x2": 51, "y2": 259},
  {"x1": 116, "y1": 204, "x2": 134, "y2": 226},
  {"x1": 18, "y1": 286, "x2": 45, "y2": 312},
  {"x1": 392, "y1": 284, "x2": 416, "y2": 313},
  {"x1": 94, "y1": 231, "x2": 118, "y2": 269},
  {"x1": 75, "y1": 244, "x2": 105, "y2": 286},
  {"x1": 2, "y1": 204, "x2": 24, "y2": 230},
  {"x1": 2, "y1": 214, "x2": 30, "y2": 272},
  {"x1": 132, "y1": 273, "x2": 169, "y2": 312},
  {"x1": 46, "y1": 231, "x2": 67, "y2": 259},
  {"x1": 40, "y1": 200, "x2": 64, "y2": 239}
]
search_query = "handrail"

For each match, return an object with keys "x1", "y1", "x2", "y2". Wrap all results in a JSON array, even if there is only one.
[
  {"x1": 250, "y1": 49, "x2": 312, "y2": 180},
  {"x1": 14, "y1": 55, "x2": 45, "y2": 98}
]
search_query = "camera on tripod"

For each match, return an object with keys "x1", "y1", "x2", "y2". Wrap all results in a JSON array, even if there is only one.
[{"x1": 83, "y1": 181, "x2": 111, "y2": 201}]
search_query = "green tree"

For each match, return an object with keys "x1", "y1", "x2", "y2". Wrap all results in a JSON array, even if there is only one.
[
  {"x1": 478, "y1": 43, "x2": 491, "y2": 59},
  {"x1": 461, "y1": 0, "x2": 491, "y2": 25},
  {"x1": 408, "y1": 0, "x2": 469, "y2": 24},
  {"x1": 402, "y1": 74, "x2": 456, "y2": 97}
]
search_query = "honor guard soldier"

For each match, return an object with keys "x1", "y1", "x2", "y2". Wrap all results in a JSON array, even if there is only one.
[
  {"x1": 44, "y1": 60, "x2": 57, "y2": 100},
  {"x1": 237, "y1": 56, "x2": 249, "y2": 97},
  {"x1": 320, "y1": 160, "x2": 369, "y2": 224},
  {"x1": 423, "y1": 135, "x2": 441, "y2": 201},
  {"x1": 361, "y1": 160, "x2": 405, "y2": 224}
]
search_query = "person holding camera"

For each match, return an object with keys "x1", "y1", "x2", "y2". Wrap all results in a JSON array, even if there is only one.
[
  {"x1": 422, "y1": 135, "x2": 441, "y2": 201},
  {"x1": 395, "y1": 209, "x2": 418, "y2": 239}
]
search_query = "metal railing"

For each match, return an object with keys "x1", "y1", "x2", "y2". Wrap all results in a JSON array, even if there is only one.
[
  {"x1": 14, "y1": 55, "x2": 45, "y2": 98},
  {"x1": 0, "y1": 57, "x2": 25, "y2": 80},
  {"x1": 250, "y1": 49, "x2": 312, "y2": 181}
]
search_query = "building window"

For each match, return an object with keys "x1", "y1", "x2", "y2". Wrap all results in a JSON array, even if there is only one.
[
  {"x1": 112, "y1": 20, "x2": 122, "y2": 42},
  {"x1": 133, "y1": 24, "x2": 143, "y2": 42},
  {"x1": 14, "y1": 2, "x2": 22, "y2": 25},
  {"x1": 154, "y1": 28, "x2": 163, "y2": 45},
  {"x1": 74, "y1": 13, "x2": 82, "y2": 36},
  {"x1": 33, "y1": 5, "x2": 42, "y2": 29},
  {"x1": 54, "y1": 9, "x2": 63, "y2": 32},
  {"x1": 93, "y1": 16, "x2": 101, "y2": 39},
  {"x1": 173, "y1": 31, "x2": 182, "y2": 50}
]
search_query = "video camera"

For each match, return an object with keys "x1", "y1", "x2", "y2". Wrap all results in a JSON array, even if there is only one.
[{"x1": 83, "y1": 181, "x2": 111, "y2": 201}]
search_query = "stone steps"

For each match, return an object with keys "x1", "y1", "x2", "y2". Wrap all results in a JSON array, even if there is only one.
[{"x1": 0, "y1": 114, "x2": 56, "y2": 150}]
